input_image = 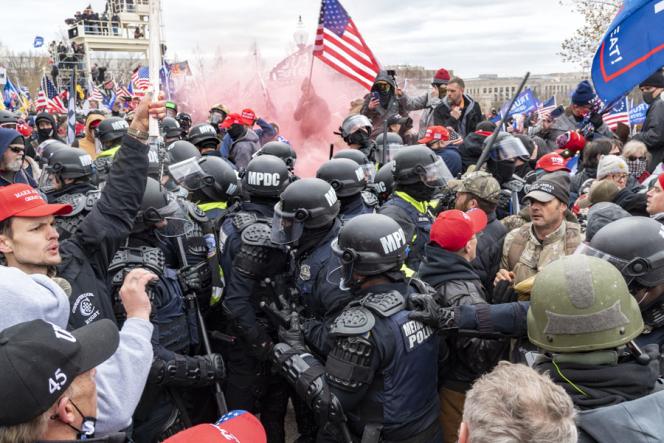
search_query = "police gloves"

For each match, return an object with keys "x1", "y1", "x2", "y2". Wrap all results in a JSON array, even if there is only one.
[{"x1": 407, "y1": 293, "x2": 456, "y2": 330}]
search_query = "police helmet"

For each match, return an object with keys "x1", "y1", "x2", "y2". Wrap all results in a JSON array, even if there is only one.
[
  {"x1": 135, "y1": 177, "x2": 179, "y2": 229},
  {"x1": 375, "y1": 132, "x2": 404, "y2": 163},
  {"x1": 331, "y1": 213, "x2": 407, "y2": 288},
  {"x1": 369, "y1": 160, "x2": 395, "y2": 203},
  {"x1": 339, "y1": 114, "x2": 372, "y2": 138},
  {"x1": 271, "y1": 178, "x2": 340, "y2": 244},
  {"x1": 392, "y1": 145, "x2": 452, "y2": 187},
  {"x1": 578, "y1": 217, "x2": 664, "y2": 289},
  {"x1": 333, "y1": 149, "x2": 375, "y2": 183},
  {"x1": 0, "y1": 110, "x2": 18, "y2": 125},
  {"x1": 527, "y1": 255, "x2": 643, "y2": 353},
  {"x1": 175, "y1": 112, "x2": 192, "y2": 133},
  {"x1": 257, "y1": 141, "x2": 297, "y2": 170},
  {"x1": 166, "y1": 140, "x2": 201, "y2": 166},
  {"x1": 161, "y1": 117, "x2": 183, "y2": 140},
  {"x1": 316, "y1": 158, "x2": 366, "y2": 198},
  {"x1": 40, "y1": 148, "x2": 94, "y2": 193},
  {"x1": 95, "y1": 117, "x2": 129, "y2": 144},
  {"x1": 241, "y1": 154, "x2": 289, "y2": 199},
  {"x1": 188, "y1": 123, "x2": 219, "y2": 148},
  {"x1": 36, "y1": 140, "x2": 69, "y2": 166},
  {"x1": 190, "y1": 156, "x2": 239, "y2": 203}
]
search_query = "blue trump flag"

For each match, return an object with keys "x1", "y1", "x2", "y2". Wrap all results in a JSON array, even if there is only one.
[
  {"x1": 629, "y1": 102, "x2": 650, "y2": 125},
  {"x1": 33, "y1": 36, "x2": 44, "y2": 48},
  {"x1": 500, "y1": 88, "x2": 538, "y2": 118},
  {"x1": 591, "y1": 0, "x2": 664, "y2": 104}
]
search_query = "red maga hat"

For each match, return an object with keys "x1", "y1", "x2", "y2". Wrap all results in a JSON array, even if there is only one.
[{"x1": 430, "y1": 208, "x2": 487, "y2": 251}]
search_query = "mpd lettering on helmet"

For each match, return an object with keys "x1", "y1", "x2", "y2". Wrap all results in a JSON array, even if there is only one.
[
  {"x1": 324, "y1": 188, "x2": 337, "y2": 207},
  {"x1": 379, "y1": 228, "x2": 405, "y2": 254},
  {"x1": 78, "y1": 154, "x2": 92, "y2": 166},
  {"x1": 401, "y1": 320, "x2": 434, "y2": 352},
  {"x1": 199, "y1": 125, "x2": 216, "y2": 134},
  {"x1": 248, "y1": 171, "x2": 280, "y2": 187},
  {"x1": 111, "y1": 120, "x2": 129, "y2": 131},
  {"x1": 354, "y1": 167, "x2": 364, "y2": 182}
]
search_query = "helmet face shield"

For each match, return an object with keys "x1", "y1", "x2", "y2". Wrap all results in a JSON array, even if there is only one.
[
  {"x1": 419, "y1": 158, "x2": 452, "y2": 188},
  {"x1": 168, "y1": 157, "x2": 214, "y2": 191},
  {"x1": 38, "y1": 169, "x2": 58, "y2": 194},
  {"x1": 490, "y1": 135, "x2": 530, "y2": 160},
  {"x1": 270, "y1": 203, "x2": 306, "y2": 245}
]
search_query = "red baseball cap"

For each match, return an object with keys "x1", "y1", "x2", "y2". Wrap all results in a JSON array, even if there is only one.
[
  {"x1": 555, "y1": 131, "x2": 585, "y2": 153},
  {"x1": 240, "y1": 108, "x2": 256, "y2": 126},
  {"x1": 220, "y1": 113, "x2": 244, "y2": 129},
  {"x1": 417, "y1": 126, "x2": 450, "y2": 145},
  {"x1": 535, "y1": 152, "x2": 570, "y2": 173},
  {"x1": 658, "y1": 173, "x2": 664, "y2": 190},
  {"x1": 164, "y1": 411, "x2": 266, "y2": 443},
  {"x1": 0, "y1": 184, "x2": 72, "y2": 222},
  {"x1": 430, "y1": 208, "x2": 487, "y2": 251}
]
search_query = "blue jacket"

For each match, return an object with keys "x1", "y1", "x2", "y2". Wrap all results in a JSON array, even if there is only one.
[
  {"x1": 0, "y1": 128, "x2": 37, "y2": 188},
  {"x1": 219, "y1": 117, "x2": 276, "y2": 157}
]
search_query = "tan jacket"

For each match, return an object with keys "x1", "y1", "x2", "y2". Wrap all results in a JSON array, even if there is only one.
[
  {"x1": 501, "y1": 220, "x2": 581, "y2": 286},
  {"x1": 76, "y1": 114, "x2": 105, "y2": 159}
]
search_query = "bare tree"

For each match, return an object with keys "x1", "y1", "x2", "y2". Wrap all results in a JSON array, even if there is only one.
[
  {"x1": 0, "y1": 42, "x2": 50, "y2": 94},
  {"x1": 558, "y1": 0, "x2": 621, "y2": 72}
]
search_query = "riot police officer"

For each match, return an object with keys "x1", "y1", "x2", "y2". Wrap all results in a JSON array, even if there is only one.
[
  {"x1": 176, "y1": 112, "x2": 192, "y2": 136},
  {"x1": 182, "y1": 155, "x2": 239, "y2": 222},
  {"x1": 257, "y1": 140, "x2": 297, "y2": 171},
  {"x1": 367, "y1": 160, "x2": 395, "y2": 206},
  {"x1": 108, "y1": 177, "x2": 225, "y2": 441},
  {"x1": 375, "y1": 131, "x2": 404, "y2": 165},
  {"x1": 162, "y1": 139, "x2": 202, "y2": 196},
  {"x1": 273, "y1": 213, "x2": 442, "y2": 442},
  {"x1": 316, "y1": 158, "x2": 373, "y2": 221},
  {"x1": 378, "y1": 145, "x2": 452, "y2": 275},
  {"x1": 188, "y1": 122, "x2": 222, "y2": 157},
  {"x1": 94, "y1": 116, "x2": 129, "y2": 183},
  {"x1": 40, "y1": 147, "x2": 100, "y2": 239},
  {"x1": 218, "y1": 154, "x2": 291, "y2": 441},
  {"x1": 161, "y1": 116, "x2": 184, "y2": 145},
  {"x1": 333, "y1": 149, "x2": 380, "y2": 209},
  {"x1": 338, "y1": 114, "x2": 376, "y2": 162}
]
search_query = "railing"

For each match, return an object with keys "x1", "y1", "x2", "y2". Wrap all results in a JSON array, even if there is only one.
[
  {"x1": 69, "y1": 19, "x2": 148, "y2": 40},
  {"x1": 108, "y1": 0, "x2": 149, "y2": 13}
]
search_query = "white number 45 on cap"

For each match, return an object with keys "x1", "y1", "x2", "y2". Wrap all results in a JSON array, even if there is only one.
[{"x1": 48, "y1": 368, "x2": 68, "y2": 394}]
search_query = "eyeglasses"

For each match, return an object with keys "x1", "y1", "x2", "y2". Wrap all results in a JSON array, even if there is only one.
[
  {"x1": 8, "y1": 145, "x2": 24, "y2": 154},
  {"x1": 626, "y1": 156, "x2": 647, "y2": 162},
  {"x1": 610, "y1": 173, "x2": 628, "y2": 181},
  {"x1": 375, "y1": 83, "x2": 391, "y2": 92}
]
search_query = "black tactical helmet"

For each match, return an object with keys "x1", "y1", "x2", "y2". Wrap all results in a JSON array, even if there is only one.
[
  {"x1": 375, "y1": 132, "x2": 403, "y2": 145},
  {"x1": 0, "y1": 110, "x2": 17, "y2": 125},
  {"x1": 333, "y1": 149, "x2": 375, "y2": 183},
  {"x1": 241, "y1": 154, "x2": 290, "y2": 198},
  {"x1": 188, "y1": 123, "x2": 219, "y2": 148},
  {"x1": 40, "y1": 148, "x2": 94, "y2": 193},
  {"x1": 190, "y1": 156, "x2": 239, "y2": 202},
  {"x1": 95, "y1": 117, "x2": 129, "y2": 144},
  {"x1": 257, "y1": 141, "x2": 297, "y2": 170},
  {"x1": 578, "y1": 216, "x2": 664, "y2": 289},
  {"x1": 36, "y1": 140, "x2": 69, "y2": 166},
  {"x1": 375, "y1": 132, "x2": 404, "y2": 164},
  {"x1": 369, "y1": 160, "x2": 395, "y2": 203},
  {"x1": 271, "y1": 178, "x2": 340, "y2": 244},
  {"x1": 392, "y1": 145, "x2": 452, "y2": 187},
  {"x1": 316, "y1": 158, "x2": 366, "y2": 198},
  {"x1": 165, "y1": 140, "x2": 201, "y2": 166},
  {"x1": 331, "y1": 213, "x2": 406, "y2": 287},
  {"x1": 135, "y1": 177, "x2": 179, "y2": 228},
  {"x1": 161, "y1": 117, "x2": 183, "y2": 140},
  {"x1": 176, "y1": 112, "x2": 192, "y2": 133}
]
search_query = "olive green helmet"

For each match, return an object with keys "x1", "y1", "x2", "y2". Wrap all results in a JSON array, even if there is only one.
[{"x1": 527, "y1": 255, "x2": 643, "y2": 353}]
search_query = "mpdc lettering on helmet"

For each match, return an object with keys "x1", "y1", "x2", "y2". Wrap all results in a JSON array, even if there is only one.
[
  {"x1": 354, "y1": 167, "x2": 364, "y2": 182},
  {"x1": 248, "y1": 171, "x2": 280, "y2": 187},
  {"x1": 379, "y1": 228, "x2": 405, "y2": 254},
  {"x1": 227, "y1": 182, "x2": 238, "y2": 195},
  {"x1": 111, "y1": 120, "x2": 129, "y2": 131},
  {"x1": 324, "y1": 187, "x2": 337, "y2": 207},
  {"x1": 79, "y1": 154, "x2": 92, "y2": 167}
]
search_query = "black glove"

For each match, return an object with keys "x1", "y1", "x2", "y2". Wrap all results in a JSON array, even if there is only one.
[
  {"x1": 407, "y1": 293, "x2": 456, "y2": 330},
  {"x1": 245, "y1": 327, "x2": 274, "y2": 362},
  {"x1": 177, "y1": 262, "x2": 207, "y2": 293},
  {"x1": 278, "y1": 312, "x2": 308, "y2": 354},
  {"x1": 199, "y1": 353, "x2": 226, "y2": 381},
  {"x1": 589, "y1": 112, "x2": 604, "y2": 130},
  {"x1": 492, "y1": 280, "x2": 517, "y2": 304}
]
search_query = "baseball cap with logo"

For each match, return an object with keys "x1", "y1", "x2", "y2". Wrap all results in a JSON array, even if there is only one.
[
  {"x1": 0, "y1": 183, "x2": 72, "y2": 222},
  {"x1": 0, "y1": 318, "x2": 119, "y2": 425},
  {"x1": 448, "y1": 171, "x2": 501, "y2": 204},
  {"x1": 524, "y1": 172, "x2": 571, "y2": 204},
  {"x1": 240, "y1": 108, "x2": 256, "y2": 126},
  {"x1": 220, "y1": 113, "x2": 244, "y2": 129},
  {"x1": 417, "y1": 126, "x2": 450, "y2": 145},
  {"x1": 430, "y1": 208, "x2": 487, "y2": 251},
  {"x1": 535, "y1": 152, "x2": 570, "y2": 173}
]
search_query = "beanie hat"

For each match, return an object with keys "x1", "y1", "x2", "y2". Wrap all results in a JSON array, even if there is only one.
[
  {"x1": 571, "y1": 80, "x2": 596, "y2": 106},
  {"x1": 432, "y1": 68, "x2": 451, "y2": 86},
  {"x1": 639, "y1": 68, "x2": 664, "y2": 89},
  {"x1": 596, "y1": 154, "x2": 628, "y2": 180}
]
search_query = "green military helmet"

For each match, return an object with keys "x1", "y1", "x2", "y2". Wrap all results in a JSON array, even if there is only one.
[{"x1": 527, "y1": 255, "x2": 643, "y2": 353}]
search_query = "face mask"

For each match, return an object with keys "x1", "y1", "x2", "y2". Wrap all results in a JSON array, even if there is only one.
[
  {"x1": 210, "y1": 113, "x2": 223, "y2": 125},
  {"x1": 347, "y1": 130, "x2": 369, "y2": 147},
  {"x1": 227, "y1": 124, "x2": 244, "y2": 140},
  {"x1": 58, "y1": 399, "x2": 97, "y2": 440},
  {"x1": 38, "y1": 127, "x2": 54, "y2": 139},
  {"x1": 643, "y1": 91, "x2": 657, "y2": 105},
  {"x1": 626, "y1": 159, "x2": 647, "y2": 178}
]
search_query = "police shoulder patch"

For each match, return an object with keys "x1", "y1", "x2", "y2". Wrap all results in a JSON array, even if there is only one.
[
  {"x1": 329, "y1": 306, "x2": 375, "y2": 336},
  {"x1": 361, "y1": 290, "x2": 406, "y2": 318},
  {"x1": 186, "y1": 201, "x2": 209, "y2": 223},
  {"x1": 232, "y1": 211, "x2": 258, "y2": 231},
  {"x1": 56, "y1": 193, "x2": 87, "y2": 216}
]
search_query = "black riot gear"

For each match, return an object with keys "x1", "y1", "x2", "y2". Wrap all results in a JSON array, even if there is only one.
[
  {"x1": 95, "y1": 117, "x2": 129, "y2": 146},
  {"x1": 175, "y1": 112, "x2": 192, "y2": 134},
  {"x1": 331, "y1": 213, "x2": 406, "y2": 288},
  {"x1": 257, "y1": 141, "x2": 297, "y2": 170},
  {"x1": 369, "y1": 160, "x2": 395, "y2": 204},
  {"x1": 332, "y1": 149, "x2": 375, "y2": 183},
  {"x1": 165, "y1": 140, "x2": 201, "y2": 166},
  {"x1": 189, "y1": 156, "x2": 239, "y2": 203},
  {"x1": 36, "y1": 139, "x2": 69, "y2": 167},
  {"x1": 161, "y1": 117, "x2": 183, "y2": 142},
  {"x1": 375, "y1": 132, "x2": 404, "y2": 164},
  {"x1": 0, "y1": 110, "x2": 17, "y2": 125},
  {"x1": 271, "y1": 178, "x2": 340, "y2": 244},
  {"x1": 134, "y1": 177, "x2": 179, "y2": 231},
  {"x1": 40, "y1": 148, "x2": 94, "y2": 194},
  {"x1": 241, "y1": 154, "x2": 289, "y2": 199},
  {"x1": 392, "y1": 145, "x2": 451, "y2": 188},
  {"x1": 188, "y1": 123, "x2": 220, "y2": 149},
  {"x1": 316, "y1": 158, "x2": 366, "y2": 198}
]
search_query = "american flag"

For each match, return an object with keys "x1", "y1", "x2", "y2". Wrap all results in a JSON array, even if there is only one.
[
  {"x1": 115, "y1": 83, "x2": 132, "y2": 98},
  {"x1": 131, "y1": 66, "x2": 150, "y2": 97},
  {"x1": 313, "y1": 0, "x2": 380, "y2": 90},
  {"x1": 536, "y1": 96, "x2": 556, "y2": 120},
  {"x1": 37, "y1": 75, "x2": 66, "y2": 114},
  {"x1": 89, "y1": 83, "x2": 104, "y2": 102},
  {"x1": 602, "y1": 97, "x2": 630, "y2": 130}
]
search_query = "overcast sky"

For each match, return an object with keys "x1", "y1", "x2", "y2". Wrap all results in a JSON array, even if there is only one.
[{"x1": 4, "y1": 0, "x2": 596, "y2": 78}]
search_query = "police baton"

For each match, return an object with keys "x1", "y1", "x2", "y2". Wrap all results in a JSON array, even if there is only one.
[
  {"x1": 474, "y1": 71, "x2": 530, "y2": 171},
  {"x1": 174, "y1": 235, "x2": 229, "y2": 416}
]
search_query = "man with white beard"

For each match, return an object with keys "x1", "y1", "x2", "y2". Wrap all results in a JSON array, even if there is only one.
[{"x1": 0, "y1": 127, "x2": 39, "y2": 187}]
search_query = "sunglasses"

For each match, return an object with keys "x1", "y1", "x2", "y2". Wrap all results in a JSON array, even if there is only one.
[
  {"x1": 9, "y1": 145, "x2": 24, "y2": 154},
  {"x1": 626, "y1": 156, "x2": 647, "y2": 162}
]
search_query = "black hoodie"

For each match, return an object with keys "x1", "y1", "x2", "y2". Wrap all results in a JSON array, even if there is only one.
[{"x1": 360, "y1": 71, "x2": 407, "y2": 139}]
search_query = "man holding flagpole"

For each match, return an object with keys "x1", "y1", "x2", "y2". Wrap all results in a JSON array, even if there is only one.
[{"x1": 633, "y1": 67, "x2": 664, "y2": 172}]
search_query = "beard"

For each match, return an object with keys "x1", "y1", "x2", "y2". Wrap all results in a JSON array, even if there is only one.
[{"x1": 1, "y1": 158, "x2": 23, "y2": 172}]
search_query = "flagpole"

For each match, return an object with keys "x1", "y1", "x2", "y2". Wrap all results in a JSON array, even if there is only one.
[{"x1": 148, "y1": 0, "x2": 161, "y2": 137}]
